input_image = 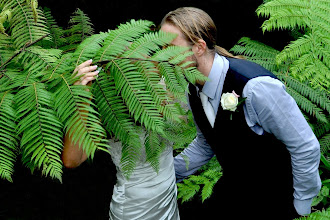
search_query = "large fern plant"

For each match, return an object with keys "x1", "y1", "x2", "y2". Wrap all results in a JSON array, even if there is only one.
[{"x1": 0, "y1": 0, "x2": 207, "y2": 182}]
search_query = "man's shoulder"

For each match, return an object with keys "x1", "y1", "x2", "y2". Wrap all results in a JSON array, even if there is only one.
[{"x1": 225, "y1": 57, "x2": 277, "y2": 81}]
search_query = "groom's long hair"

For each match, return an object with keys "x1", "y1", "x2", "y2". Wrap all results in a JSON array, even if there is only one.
[{"x1": 161, "y1": 7, "x2": 243, "y2": 59}]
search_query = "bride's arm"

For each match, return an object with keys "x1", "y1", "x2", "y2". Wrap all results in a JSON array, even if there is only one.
[{"x1": 62, "y1": 59, "x2": 99, "y2": 168}]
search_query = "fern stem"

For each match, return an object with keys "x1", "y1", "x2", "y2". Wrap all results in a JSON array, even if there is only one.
[
  {"x1": 94, "y1": 57, "x2": 175, "y2": 67},
  {"x1": 0, "y1": 34, "x2": 50, "y2": 70}
]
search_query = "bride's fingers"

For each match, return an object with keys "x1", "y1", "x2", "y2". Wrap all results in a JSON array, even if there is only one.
[
  {"x1": 73, "y1": 59, "x2": 93, "y2": 74},
  {"x1": 80, "y1": 76, "x2": 98, "y2": 85},
  {"x1": 79, "y1": 70, "x2": 99, "y2": 85},
  {"x1": 76, "y1": 65, "x2": 98, "y2": 78}
]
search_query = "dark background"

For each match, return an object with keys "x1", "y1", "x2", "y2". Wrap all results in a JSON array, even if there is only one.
[{"x1": 0, "y1": 0, "x2": 293, "y2": 219}]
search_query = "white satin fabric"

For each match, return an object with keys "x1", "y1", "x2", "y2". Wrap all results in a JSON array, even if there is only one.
[{"x1": 108, "y1": 136, "x2": 180, "y2": 220}]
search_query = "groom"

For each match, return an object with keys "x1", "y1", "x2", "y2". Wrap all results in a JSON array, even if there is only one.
[{"x1": 160, "y1": 7, "x2": 321, "y2": 219}]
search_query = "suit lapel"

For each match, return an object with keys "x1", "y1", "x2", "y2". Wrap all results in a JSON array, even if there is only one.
[{"x1": 188, "y1": 83, "x2": 213, "y2": 140}]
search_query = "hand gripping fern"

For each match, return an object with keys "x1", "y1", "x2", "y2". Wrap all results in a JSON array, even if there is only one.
[{"x1": 0, "y1": 2, "x2": 207, "y2": 182}]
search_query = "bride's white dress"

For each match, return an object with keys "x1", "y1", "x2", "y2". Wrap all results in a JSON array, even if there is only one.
[{"x1": 108, "y1": 134, "x2": 180, "y2": 220}]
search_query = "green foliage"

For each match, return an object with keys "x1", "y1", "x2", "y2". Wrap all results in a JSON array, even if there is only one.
[
  {"x1": 177, "y1": 157, "x2": 222, "y2": 203},
  {"x1": 41, "y1": 7, "x2": 66, "y2": 48},
  {"x1": 16, "y1": 82, "x2": 64, "y2": 182},
  {"x1": 0, "y1": 92, "x2": 18, "y2": 182},
  {"x1": 312, "y1": 185, "x2": 329, "y2": 207},
  {"x1": 294, "y1": 207, "x2": 330, "y2": 220},
  {"x1": 256, "y1": 0, "x2": 330, "y2": 92},
  {"x1": 0, "y1": 2, "x2": 207, "y2": 181},
  {"x1": 60, "y1": 8, "x2": 94, "y2": 52}
]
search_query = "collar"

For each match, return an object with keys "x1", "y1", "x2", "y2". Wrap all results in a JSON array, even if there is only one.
[{"x1": 201, "y1": 53, "x2": 227, "y2": 99}]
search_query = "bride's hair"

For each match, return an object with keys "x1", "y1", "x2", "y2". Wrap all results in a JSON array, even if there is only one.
[{"x1": 161, "y1": 7, "x2": 243, "y2": 59}]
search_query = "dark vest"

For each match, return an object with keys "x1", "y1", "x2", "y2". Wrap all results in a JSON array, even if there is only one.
[{"x1": 188, "y1": 58, "x2": 296, "y2": 218}]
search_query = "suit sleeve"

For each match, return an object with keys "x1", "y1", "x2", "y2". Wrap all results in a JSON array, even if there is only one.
[
  {"x1": 174, "y1": 125, "x2": 215, "y2": 183},
  {"x1": 243, "y1": 76, "x2": 322, "y2": 215}
]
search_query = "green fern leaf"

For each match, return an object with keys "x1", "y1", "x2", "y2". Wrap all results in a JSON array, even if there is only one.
[
  {"x1": 144, "y1": 130, "x2": 166, "y2": 172},
  {"x1": 72, "y1": 32, "x2": 108, "y2": 66},
  {"x1": 319, "y1": 133, "x2": 330, "y2": 155},
  {"x1": 60, "y1": 8, "x2": 94, "y2": 52},
  {"x1": 95, "y1": 19, "x2": 153, "y2": 62},
  {"x1": 108, "y1": 58, "x2": 164, "y2": 133},
  {"x1": 286, "y1": 87, "x2": 328, "y2": 123},
  {"x1": 122, "y1": 31, "x2": 176, "y2": 59},
  {"x1": 41, "y1": 7, "x2": 66, "y2": 48},
  {"x1": 277, "y1": 74, "x2": 330, "y2": 114},
  {"x1": 17, "y1": 46, "x2": 62, "y2": 79},
  {"x1": 9, "y1": 1, "x2": 50, "y2": 48},
  {"x1": 15, "y1": 82, "x2": 63, "y2": 181},
  {"x1": 230, "y1": 37, "x2": 284, "y2": 72},
  {"x1": 177, "y1": 179, "x2": 201, "y2": 203},
  {"x1": 133, "y1": 60, "x2": 181, "y2": 122},
  {"x1": 92, "y1": 69, "x2": 140, "y2": 146},
  {"x1": 0, "y1": 34, "x2": 15, "y2": 65},
  {"x1": 51, "y1": 74, "x2": 109, "y2": 159},
  {"x1": 256, "y1": 0, "x2": 310, "y2": 32},
  {"x1": 0, "y1": 91, "x2": 18, "y2": 182},
  {"x1": 158, "y1": 62, "x2": 185, "y2": 98}
]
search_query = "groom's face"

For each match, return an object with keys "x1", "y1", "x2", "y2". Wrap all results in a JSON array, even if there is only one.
[{"x1": 160, "y1": 23, "x2": 198, "y2": 68}]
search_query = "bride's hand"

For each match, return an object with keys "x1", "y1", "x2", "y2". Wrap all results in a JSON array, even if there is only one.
[{"x1": 73, "y1": 59, "x2": 99, "y2": 85}]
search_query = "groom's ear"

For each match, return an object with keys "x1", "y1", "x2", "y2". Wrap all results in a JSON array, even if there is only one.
[{"x1": 192, "y1": 39, "x2": 207, "y2": 57}]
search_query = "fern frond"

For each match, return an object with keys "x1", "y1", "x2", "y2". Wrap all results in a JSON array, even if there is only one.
[
  {"x1": 230, "y1": 37, "x2": 283, "y2": 72},
  {"x1": 294, "y1": 207, "x2": 330, "y2": 220},
  {"x1": 72, "y1": 32, "x2": 108, "y2": 66},
  {"x1": 92, "y1": 70, "x2": 143, "y2": 177},
  {"x1": 0, "y1": 91, "x2": 18, "y2": 182},
  {"x1": 182, "y1": 67, "x2": 208, "y2": 86},
  {"x1": 108, "y1": 58, "x2": 164, "y2": 133},
  {"x1": 133, "y1": 60, "x2": 181, "y2": 122},
  {"x1": 319, "y1": 133, "x2": 330, "y2": 155},
  {"x1": 0, "y1": 34, "x2": 15, "y2": 64},
  {"x1": 256, "y1": 0, "x2": 329, "y2": 91},
  {"x1": 278, "y1": 74, "x2": 330, "y2": 114},
  {"x1": 144, "y1": 130, "x2": 166, "y2": 172},
  {"x1": 95, "y1": 19, "x2": 153, "y2": 62},
  {"x1": 304, "y1": 59, "x2": 330, "y2": 91},
  {"x1": 276, "y1": 33, "x2": 313, "y2": 64},
  {"x1": 0, "y1": 7, "x2": 12, "y2": 35},
  {"x1": 92, "y1": 69, "x2": 140, "y2": 146},
  {"x1": 177, "y1": 179, "x2": 201, "y2": 203},
  {"x1": 157, "y1": 62, "x2": 185, "y2": 100},
  {"x1": 177, "y1": 157, "x2": 222, "y2": 203},
  {"x1": 286, "y1": 87, "x2": 328, "y2": 123},
  {"x1": 17, "y1": 46, "x2": 61, "y2": 79},
  {"x1": 256, "y1": 0, "x2": 310, "y2": 32},
  {"x1": 122, "y1": 30, "x2": 176, "y2": 59},
  {"x1": 151, "y1": 45, "x2": 190, "y2": 62},
  {"x1": 60, "y1": 8, "x2": 94, "y2": 52},
  {"x1": 41, "y1": 7, "x2": 66, "y2": 49},
  {"x1": 0, "y1": 67, "x2": 24, "y2": 92},
  {"x1": 163, "y1": 117, "x2": 196, "y2": 151},
  {"x1": 15, "y1": 82, "x2": 63, "y2": 181},
  {"x1": 51, "y1": 74, "x2": 109, "y2": 159},
  {"x1": 42, "y1": 53, "x2": 73, "y2": 81},
  {"x1": 65, "y1": 8, "x2": 93, "y2": 43},
  {"x1": 9, "y1": 2, "x2": 50, "y2": 49}
]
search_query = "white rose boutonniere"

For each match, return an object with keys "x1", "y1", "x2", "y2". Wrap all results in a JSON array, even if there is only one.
[{"x1": 221, "y1": 90, "x2": 246, "y2": 119}]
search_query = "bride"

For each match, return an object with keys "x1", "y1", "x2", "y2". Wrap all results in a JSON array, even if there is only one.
[{"x1": 62, "y1": 59, "x2": 180, "y2": 220}]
